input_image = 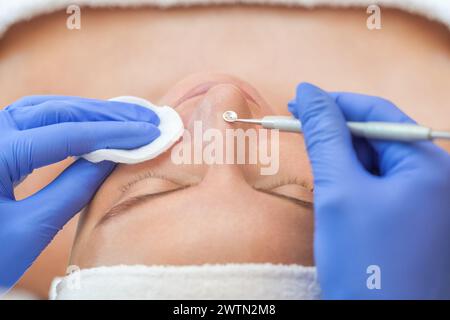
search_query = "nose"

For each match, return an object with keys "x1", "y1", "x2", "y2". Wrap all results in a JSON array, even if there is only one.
[
  {"x1": 177, "y1": 84, "x2": 264, "y2": 184},
  {"x1": 185, "y1": 83, "x2": 257, "y2": 131}
]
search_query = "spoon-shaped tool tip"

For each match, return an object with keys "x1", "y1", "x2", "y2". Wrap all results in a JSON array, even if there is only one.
[{"x1": 223, "y1": 110, "x2": 238, "y2": 122}]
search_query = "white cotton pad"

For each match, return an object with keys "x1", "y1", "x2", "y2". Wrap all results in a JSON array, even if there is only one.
[{"x1": 81, "y1": 96, "x2": 184, "y2": 164}]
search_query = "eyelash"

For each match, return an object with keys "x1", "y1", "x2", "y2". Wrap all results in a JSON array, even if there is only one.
[
  {"x1": 254, "y1": 176, "x2": 313, "y2": 192},
  {"x1": 119, "y1": 171, "x2": 312, "y2": 196},
  {"x1": 119, "y1": 171, "x2": 177, "y2": 194}
]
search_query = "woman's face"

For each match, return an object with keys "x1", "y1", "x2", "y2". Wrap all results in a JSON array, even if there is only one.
[{"x1": 70, "y1": 73, "x2": 314, "y2": 268}]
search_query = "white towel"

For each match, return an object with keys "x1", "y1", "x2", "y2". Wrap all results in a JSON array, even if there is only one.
[
  {"x1": 0, "y1": 0, "x2": 449, "y2": 38},
  {"x1": 50, "y1": 263, "x2": 320, "y2": 300}
]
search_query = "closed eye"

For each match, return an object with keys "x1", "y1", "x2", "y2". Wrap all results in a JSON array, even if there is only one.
[
  {"x1": 100, "y1": 173, "x2": 313, "y2": 226},
  {"x1": 118, "y1": 171, "x2": 189, "y2": 194},
  {"x1": 252, "y1": 177, "x2": 314, "y2": 207},
  {"x1": 256, "y1": 188, "x2": 313, "y2": 209},
  {"x1": 99, "y1": 186, "x2": 189, "y2": 226}
]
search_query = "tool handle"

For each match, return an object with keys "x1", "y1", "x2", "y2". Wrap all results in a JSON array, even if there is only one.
[
  {"x1": 347, "y1": 122, "x2": 431, "y2": 141},
  {"x1": 262, "y1": 116, "x2": 303, "y2": 132},
  {"x1": 261, "y1": 116, "x2": 436, "y2": 141}
]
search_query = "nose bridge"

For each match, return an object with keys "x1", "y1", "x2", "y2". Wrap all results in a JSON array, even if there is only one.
[
  {"x1": 185, "y1": 83, "x2": 258, "y2": 183},
  {"x1": 187, "y1": 83, "x2": 254, "y2": 131}
]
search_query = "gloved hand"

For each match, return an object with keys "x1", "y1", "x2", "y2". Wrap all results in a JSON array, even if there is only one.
[
  {"x1": 289, "y1": 83, "x2": 450, "y2": 299},
  {"x1": 0, "y1": 96, "x2": 160, "y2": 291}
]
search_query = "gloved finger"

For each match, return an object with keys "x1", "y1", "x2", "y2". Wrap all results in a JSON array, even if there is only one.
[
  {"x1": 352, "y1": 137, "x2": 379, "y2": 173},
  {"x1": 290, "y1": 83, "x2": 363, "y2": 183},
  {"x1": 8, "y1": 98, "x2": 160, "y2": 130},
  {"x1": 289, "y1": 98, "x2": 376, "y2": 172},
  {"x1": 288, "y1": 99, "x2": 298, "y2": 118},
  {"x1": 5, "y1": 95, "x2": 75, "y2": 110},
  {"x1": 329, "y1": 92, "x2": 426, "y2": 175},
  {"x1": 22, "y1": 159, "x2": 115, "y2": 230},
  {"x1": 329, "y1": 92, "x2": 415, "y2": 124},
  {"x1": 16, "y1": 121, "x2": 160, "y2": 173}
]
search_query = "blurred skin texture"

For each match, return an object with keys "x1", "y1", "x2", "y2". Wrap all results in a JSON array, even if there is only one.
[{"x1": 0, "y1": 6, "x2": 448, "y2": 297}]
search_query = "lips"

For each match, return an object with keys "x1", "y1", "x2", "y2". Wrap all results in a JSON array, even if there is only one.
[{"x1": 173, "y1": 81, "x2": 259, "y2": 108}]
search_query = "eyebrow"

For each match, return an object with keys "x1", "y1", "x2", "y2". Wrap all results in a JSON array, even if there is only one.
[{"x1": 98, "y1": 186, "x2": 312, "y2": 226}]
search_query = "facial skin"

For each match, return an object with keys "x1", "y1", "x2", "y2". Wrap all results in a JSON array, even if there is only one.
[
  {"x1": 2, "y1": 5, "x2": 448, "y2": 298},
  {"x1": 70, "y1": 73, "x2": 315, "y2": 268}
]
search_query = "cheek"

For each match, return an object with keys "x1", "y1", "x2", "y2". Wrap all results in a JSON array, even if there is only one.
[{"x1": 279, "y1": 134, "x2": 313, "y2": 181}]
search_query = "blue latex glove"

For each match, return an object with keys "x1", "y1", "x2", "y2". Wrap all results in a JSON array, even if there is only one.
[
  {"x1": 289, "y1": 83, "x2": 450, "y2": 299},
  {"x1": 0, "y1": 96, "x2": 160, "y2": 291}
]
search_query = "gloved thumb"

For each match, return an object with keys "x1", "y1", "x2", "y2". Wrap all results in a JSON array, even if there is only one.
[
  {"x1": 22, "y1": 159, "x2": 114, "y2": 231},
  {"x1": 290, "y1": 83, "x2": 361, "y2": 183}
]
